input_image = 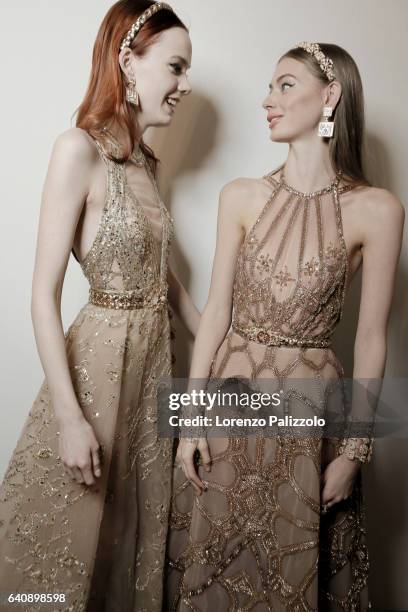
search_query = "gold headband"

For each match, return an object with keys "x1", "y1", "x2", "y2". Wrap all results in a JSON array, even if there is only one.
[
  {"x1": 294, "y1": 42, "x2": 336, "y2": 82},
  {"x1": 120, "y1": 2, "x2": 173, "y2": 52}
]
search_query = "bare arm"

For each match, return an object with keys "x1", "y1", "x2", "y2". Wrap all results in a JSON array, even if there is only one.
[
  {"x1": 32, "y1": 128, "x2": 93, "y2": 421},
  {"x1": 355, "y1": 190, "x2": 405, "y2": 366},
  {"x1": 338, "y1": 189, "x2": 405, "y2": 460},
  {"x1": 176, "y1": 179, "x2": 248, "y2": 493},
  {"x1": 322, "y1": 188, "x2": 405, "y2": 507},
  {"x1": 31, "y1": 127, "x2": 101, "y2": 485},
  {"x1": 188, "y1": 180, "x2": 248, "y2": 379},
  {"x1": 167, "y1": 264, "x2": 200, "y2": 337}
]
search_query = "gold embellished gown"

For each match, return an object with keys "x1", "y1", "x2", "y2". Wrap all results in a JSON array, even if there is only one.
[
  {"x1": 166, "y1": 170, "x2": 373, "y2": 611},
  {"x1": 0, "y1": 134, "x2": 175, "y2": 611}
]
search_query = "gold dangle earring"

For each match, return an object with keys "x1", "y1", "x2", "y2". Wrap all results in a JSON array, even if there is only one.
[
  {"x1": 318, "y1": 106, "x2": 334, "y2": 138},
  {"x1": 126, "y1": 73, "x2": 139, "y2": 106}
]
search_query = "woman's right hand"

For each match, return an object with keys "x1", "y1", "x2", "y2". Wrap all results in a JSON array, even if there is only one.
[
  {"x1": 176, "y1": 437, "x2": 211, "y2": 495},
  {"x1": 58, "y1": 414, "x2": 102, "y2": 486}
]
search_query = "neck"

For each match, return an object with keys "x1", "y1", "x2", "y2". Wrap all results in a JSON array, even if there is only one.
[
  {"x1": 282, "y1": 136, "x2": 337, "y2": 192},
  {"x1": 104, "y1": 121, "x2": 144, "y2": 152}
]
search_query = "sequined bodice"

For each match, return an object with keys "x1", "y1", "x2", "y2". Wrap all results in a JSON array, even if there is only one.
[
  {"x1": 79, "y1": 136, "x2": 174, "y2": 299},
  {"x1": 232, "y1": 170, "x2": 354, "y2": 347}
]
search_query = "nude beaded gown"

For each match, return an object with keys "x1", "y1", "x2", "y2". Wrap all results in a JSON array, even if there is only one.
[
  {"x1": 0, "y1": 132, "x2": 175, "y2": 611},
  {"x1": 165, "y1": 170, "x2": 373, "y2": 611}
]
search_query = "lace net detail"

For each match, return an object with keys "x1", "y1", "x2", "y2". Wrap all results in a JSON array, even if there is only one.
[
  {"x1": 232, "y1": 171, "x2": 348, "y2": 347},
  {"x1": 80, "y1": 136, "x2": 174, "y2": 300}
]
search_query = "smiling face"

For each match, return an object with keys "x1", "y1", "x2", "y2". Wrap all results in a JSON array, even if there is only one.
[
  {"x1": 120, "y1": 26, "x2": 192, "y2": 130},
  {"x1": 262, "y1": 57, "x2": 333, "y2": 143}
]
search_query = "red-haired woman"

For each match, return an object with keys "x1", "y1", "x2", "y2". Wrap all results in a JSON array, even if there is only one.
[
  {"x1": 0, "y1": 1, "x2": 199, "y2": 609},
  {"x1": 166, "y1": 43, "x2": 405, "y2": 610}
]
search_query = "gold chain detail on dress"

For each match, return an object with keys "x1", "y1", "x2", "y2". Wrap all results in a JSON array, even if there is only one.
[
  {"x1": 228, "y1": 169, "x2": 374, "y2": 465},
  {"x1": 232, "y1": 322, "x2": 332, "y2": 348},
  {"x1": 279, "y1": 168, "x2": 342, "y2": 198},
  {"x1": 231, "y1": 171, "x2": 349, "y2": 352}
]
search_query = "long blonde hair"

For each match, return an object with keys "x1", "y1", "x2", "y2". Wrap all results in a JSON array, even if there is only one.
[{"x1": 280, "y1": 44, "x2": 370, "y2": 186}]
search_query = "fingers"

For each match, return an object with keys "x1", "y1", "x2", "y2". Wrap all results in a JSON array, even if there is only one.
[
  {"x1": 321, "y1": 493, "x2": 338, "y2": 513},
  {"x1": 321, "y1": 487, "x2": 351, "y2": 513},
  {"x1": 176, "y1": 439, "x2": 210, "y2": 495},
  {"x1": 80, "y1": 464, "x2": 96, "y2": 486},
  {"x1": 182, "y1": 455, "x2": 205, "y2": 495},
  {"x1": 64, "y1": 463, "x2": 80, "y2": 483},
  {"x1": 64, "y1": 466, "x2": 74, "y2": 481},
  {"x1": 72, "y1": 466, "x2": 84, "y2": 484},
  {"x1": 321, "y1": 482, "x2": 340, "y2": 509},
  {"x1": 79, "y1": 449, "x2": 102, "y2": 485},
  {"x1": 199, "y1": 442, "x2": 212, "y2": 473},
  {"x1": 321, "y1": 491, "x2": 342, "y2": 506},
  {"x1": 64, "y1": 455, "x2": 98, "y2": 486},
  {"x1": 92, "y1": 447, "x2": 102, "y2": 478},
  {"x1": 322, "y1": 477, "x2": 354, "y2": 504}
]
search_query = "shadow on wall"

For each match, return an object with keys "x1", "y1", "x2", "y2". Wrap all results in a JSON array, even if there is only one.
[
  {"x1": 333, "y1": 130, "x2": 408, "y2": 610},
  {"x1": 149, "y1": 90, "x2": 219, "y2": 202},
  {"x1": 148, "y1": 91, "x2": 219, "y2": 376}
]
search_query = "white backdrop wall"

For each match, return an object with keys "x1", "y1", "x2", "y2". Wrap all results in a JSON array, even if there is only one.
[{"x1": 0, "y1": 1, "x2": 407, "y2": 607}]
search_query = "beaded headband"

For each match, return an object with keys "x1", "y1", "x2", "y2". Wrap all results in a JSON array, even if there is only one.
[
  {"x1": 294, "y1": 42, "x2": 336, "y2": 82},
  {"x1": 119, "y1": 2, "x2": 173, "y2": 52}
]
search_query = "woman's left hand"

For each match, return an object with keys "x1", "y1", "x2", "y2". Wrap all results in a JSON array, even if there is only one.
[{"x1": 321, "y1": 453, "x2": 361, "y2": 511}]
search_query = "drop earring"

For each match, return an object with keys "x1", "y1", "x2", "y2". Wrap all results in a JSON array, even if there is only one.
[
  {"x1": 318, "y1": 106, "x2": 334, "y2": 138},
  {"x1": 126, "y1": 74, "x2": 139, "y2": 106}
]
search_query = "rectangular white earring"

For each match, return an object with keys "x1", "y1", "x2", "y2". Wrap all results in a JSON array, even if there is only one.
[{"x1": 318, "y1": 106, "x2": 334, "y2": 138}]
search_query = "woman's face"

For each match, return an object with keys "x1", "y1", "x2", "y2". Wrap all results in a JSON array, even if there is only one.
[
  {"x1": 262, "y1": 57, "x2": 328, "y2": 143},
  {"x1": 123, "y1": 27, "x2": 192, "y2": 129}
]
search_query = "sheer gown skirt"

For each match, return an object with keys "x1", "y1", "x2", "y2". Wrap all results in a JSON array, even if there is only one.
[
  {"x1": 166, "y1": 331, "x2": 371, "y2": 611},
  {"x1": 0, "y1": 302, "x2": 173, "y2": 612}
]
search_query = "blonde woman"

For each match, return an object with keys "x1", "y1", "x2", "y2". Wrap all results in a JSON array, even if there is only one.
[{"x1": 166, "y1": 43, "x2": 404, "y2": 610}]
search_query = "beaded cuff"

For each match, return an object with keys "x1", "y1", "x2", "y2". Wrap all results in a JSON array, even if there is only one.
[{"x1": 338, "y1": 437, "x2": 374, "y2": 463}]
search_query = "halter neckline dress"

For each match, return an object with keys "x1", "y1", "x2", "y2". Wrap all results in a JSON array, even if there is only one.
[{"x1": 165, "y1": 168, "x2": 373, "y2": 611}]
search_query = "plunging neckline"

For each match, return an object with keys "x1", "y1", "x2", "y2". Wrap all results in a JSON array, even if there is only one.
[
  {"x1": 117, "y1": 139, "x2": 167, "y2": 281},
  {"x1": 79, "y1": 133, "x2": 169, "y2": 284},
  {"x1": 124, "y1": 173, "x2": 167, "y2": 281}
]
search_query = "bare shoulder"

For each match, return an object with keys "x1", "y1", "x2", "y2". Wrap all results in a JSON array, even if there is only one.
[
  {"x1": 350, "y1": 185, "x2": 405, "y2": 242},
  {"x1": 43, "y1": 128, "x2": 101, "y2": 206},
  {"x1": 51, "y1": 127, "x2": 99, "y2": 167},
  {"x1": 219, "y1": 177, "x2": 265, "y2": 216},
  {"x1": 220, "y1": 177, "x2": 260, "y2": 200},
  {"x1": 352, "y1": 185, "x2": 404, "y2": 216}
]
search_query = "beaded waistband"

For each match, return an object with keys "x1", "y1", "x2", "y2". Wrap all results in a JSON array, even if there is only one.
[
  {"x1": 232, "y1": 323, "x2": 332, "y2": 348},
  {"x1": 89, "y1": 288, "x2": 168, "y2": 311}
]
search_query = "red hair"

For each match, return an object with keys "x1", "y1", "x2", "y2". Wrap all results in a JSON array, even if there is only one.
[{"x1": 74, "y1": 0, "x2": 187, "y2": 168}]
